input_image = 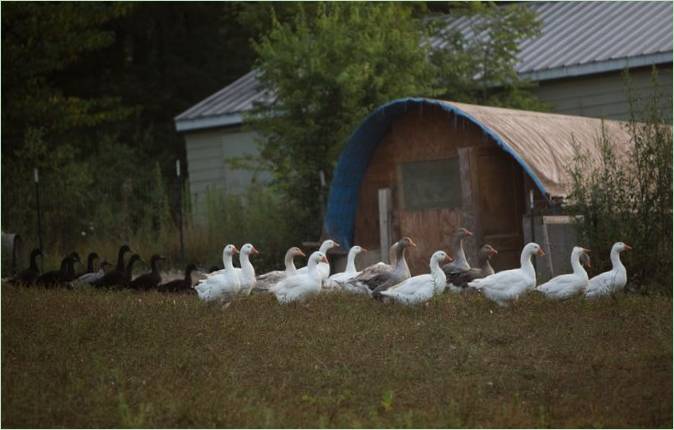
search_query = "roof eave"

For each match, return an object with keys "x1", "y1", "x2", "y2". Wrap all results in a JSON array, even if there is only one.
[
  {"x1": 174, "y1": 113, "x2": 243, "y2": 133},
  {"x1": 519, "y1": 52, "x2": 673, "y2": 82}
]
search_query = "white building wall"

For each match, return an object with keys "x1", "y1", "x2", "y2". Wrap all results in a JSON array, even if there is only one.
[{"x1": 184, "y1": 127, "x2": 271, "y2": 215}]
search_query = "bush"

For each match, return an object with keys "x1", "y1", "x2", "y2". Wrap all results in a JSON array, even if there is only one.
[{"x1": 567, "y1": 70, "x2": 672, "y2": 292}]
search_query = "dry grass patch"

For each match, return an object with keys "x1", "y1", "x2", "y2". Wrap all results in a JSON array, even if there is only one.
[{"x1": 2, "y1": 285, "x2": 671, "y2": 428}]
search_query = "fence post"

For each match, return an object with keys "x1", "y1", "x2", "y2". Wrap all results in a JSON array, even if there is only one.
[
  {"x1": 529, "y1": 189, "x2": 536, "y2": 272},
  {"x1": 34, "y1": 168, "x2": 43, "y2": 271},
  {"x1": 176, "y1": 160, "x2": 185, "y2": 262}
]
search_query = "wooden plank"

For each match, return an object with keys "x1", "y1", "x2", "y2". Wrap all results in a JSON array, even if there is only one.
[
  {"x1": 378, "y1": 188, "x2": 392, "y2": 264},
  {"x1": 458, "y1": 146, "x2": 477, "y2": 263}
]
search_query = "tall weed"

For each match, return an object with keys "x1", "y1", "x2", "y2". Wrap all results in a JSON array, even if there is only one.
[{"x1": 567, "y1": 70, "x2": 672, "y2": 291}]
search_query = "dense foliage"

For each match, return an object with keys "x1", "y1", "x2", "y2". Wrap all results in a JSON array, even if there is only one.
[
  {"x1": 250, "y1": 2, "x2": 542, "y2": 238},
  {"x1": 2, "y1": 2, "x2": 259, "y2": 255},
  {"x1": 567, "y1": 70, "x2": 673, "y2": 291}
]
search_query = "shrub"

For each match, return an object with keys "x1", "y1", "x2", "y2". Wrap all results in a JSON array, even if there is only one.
[{"x1": 567, "y1": 70, "x2": 672, "y2": 292}]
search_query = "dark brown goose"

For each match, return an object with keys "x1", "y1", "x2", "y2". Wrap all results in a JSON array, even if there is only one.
[
  {"x1": 12, "y1": 248, "x2": 42, "y2": 285},
  {"x1": 130, "y1": 254, "x2": 165, "y2": 290},
  {"x1": 36, "y1": 253, "x2": 80, "y2": 287},
  {"x1": 158, "y1": 263, "x2": 198, "y2": 293},
  {"x1": 92, "y1": 245, "x2": 132, "y2": 288}
]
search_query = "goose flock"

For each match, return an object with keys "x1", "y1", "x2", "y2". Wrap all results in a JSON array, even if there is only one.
[{"x1": 5, "y1": 229, "x2": 632, "y2": 307}]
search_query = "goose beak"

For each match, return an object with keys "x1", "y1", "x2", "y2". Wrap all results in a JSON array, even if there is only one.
[
  {"x1": 464, "y1": 229, "x2": 473, "y2": 236},
  {"x1": 537, "y1": 249, "x2": 546, "y2": 256},
  {"x1": 624, "y1": 244, "x2": 633, "y2": 251},
  {"x1": 334, "y1": 242, "x2": 340, "y2": 248},
  {"x1": 251, "y1": 247, "x2": 260, "y2": 255},
  {"x1": 490, "y1": 248, "x2": 499, "y2": 256},
  {"x1": 409, "y1": 239, "x2": 417, "y2": 248},
  {"x1": 361, "y1": 247, "x2": 368, "y2": 252},
  {"x1": 232, "y1": 247, "x2": 239, "y2": 255},
  {"x1": 298, "y1": 250, "x2": 306, "y2": 257},
  {"x1": 582, "y1": 248, "x2": 591, "y2": 253},
  {"x1": 320, "y1": 255, "x2": 329, "y2": 264},
  {"x1": 444, "y1": 255, "x2": 454, "y2": 263}
]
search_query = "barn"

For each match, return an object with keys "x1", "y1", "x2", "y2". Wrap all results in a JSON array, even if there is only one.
[{"x1": 322, "y1": 98, "x2": 633, "y2": 278}]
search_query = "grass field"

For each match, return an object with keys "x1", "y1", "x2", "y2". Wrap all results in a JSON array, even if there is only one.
[{"x1": 2, "y1": 285, "x2": 671, "y2": 428}]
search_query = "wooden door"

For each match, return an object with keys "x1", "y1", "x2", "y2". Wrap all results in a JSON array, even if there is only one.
[{"x1": 476, "y1": 147, "x2": 525, "y2": 270}]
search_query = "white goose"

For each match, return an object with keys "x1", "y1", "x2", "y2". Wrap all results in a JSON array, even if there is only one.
[
  {"x1": 536, "y1": 246, "x2": 591, "y2": 300},
  {"x1": 254, "y1": 246, "x2": 305, "y2": 292},
  {"x1": 270, "y1": 251, "x2": 328, "y2": 304},
  {"x1": 296, "y1": 239, "x2": 339, "y2": 279},
  {"x1": 585, "y1": 242, "x2": 632, "y2": 299},
  {"x1": 379, "y1": 251, "x2": 452, "y2": 305},
  {"x1": 195, "y1": 244, "x2": 241, "y2": 302},
  {"x1": 323, "y1": 245, "x2": 367, "y2": 290},
  {"x1": 233, "y1": 243, "x2": 259, "y2": 296},
  {"x1": 468, "y1": 242, "x2": 544, "y2": 307}
]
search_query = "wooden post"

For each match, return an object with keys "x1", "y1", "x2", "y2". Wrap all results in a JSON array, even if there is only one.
[
  {"x1": 457, "y1": 147, "x2": 478, "y2": 263},
  {"x1": 176, "y1": 160, "x2": 185, "y2": 262},
  {"x1": 33, "y1": 168, "x2": 43, "y2": 271},
  {"x1": 529, "y1": 189, "x2": 538, "y2": 272},
  {"x1": 378, "y1": 188, "x2": 392, "y2": 263}
]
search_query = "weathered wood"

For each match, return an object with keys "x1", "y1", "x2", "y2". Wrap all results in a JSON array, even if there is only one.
[
  {"x1": 458, "y1": 147, "x2": 478, "y2": 264},
  {"x1": 353, "y1": 104, "x2": 527, "y2": 274},
  {"x1": 378, "y1": 188, "x2": 393, "y2": 264}
]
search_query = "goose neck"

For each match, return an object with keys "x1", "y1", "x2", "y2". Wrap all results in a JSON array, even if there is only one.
[
  {"x1": 30, "y1": 252, "x2": 40, "y2": 270},
  {"x1": 345, "y1": 249, "x2": 358, "y2": 273},
  {"x1": 394, "y1": 247, "x2": 408, "y2": 273},
  {"x1": 87, "y1": 255, "x2": 96, "y2": 273},
  {"x1": 184, "y1": 267, "x2": 194, "y2": 283},
  {"x1": 284, "y1": 252, "x2": 297, "y2": 272},
  {"x1": 222, "y1": 253, "x2": 235, "y2": 271},
  {"x1": 610, "y1": 248, "x2": 625, "y2": 271},
  {"x1": 429, "y1": 258, "x2": 446, "y2": 294},
  {"x1": 151, "y1": 258, "x2": 160, "y2": 274},
  {"x1": 116, "y1": 248, "x2": 128, "y2": 271},
  {"x1": 520, "y1": 249, "x2": 535, "y2": 276},
  {"x1": 571, "y1": 251, "x2": 588, "y2": 278},
  {"x1": 240, "y1": 252, "x2": 255, "y2": 277}
]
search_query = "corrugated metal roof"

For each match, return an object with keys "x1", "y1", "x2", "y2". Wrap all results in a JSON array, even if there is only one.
[
  {"x1": 176, "y1": 1, "x2": 672, "y2": 131},
  {"x1": 323, "y1": 97, "x2": 634, "y2": 248},
  {"x1": 174, "y1": 70, "x2": 275, "y2": 129}
]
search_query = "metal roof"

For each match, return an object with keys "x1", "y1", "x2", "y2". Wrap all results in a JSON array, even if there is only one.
[
  {"x1": 175, "y1": 1, "x2": 672, "y2": 132},
  {"x1": 323, "y1": 97, "x2": 634, "y2": 248},
  {"x1": 430, "y1": 1, "x2": 673, "y2": 81},
  {"x1": 174, "y1": 70, "x2": 274, "y2": 132}
]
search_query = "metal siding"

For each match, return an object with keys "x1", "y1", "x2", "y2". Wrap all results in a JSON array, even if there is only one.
[{"x1": 535, "y1": 67, "x2": 673, "y2": 121}]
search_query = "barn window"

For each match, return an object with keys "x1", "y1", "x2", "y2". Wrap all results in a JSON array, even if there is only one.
[{"x1": 400, "y1": 158, "x2": 463, "y2": 210}]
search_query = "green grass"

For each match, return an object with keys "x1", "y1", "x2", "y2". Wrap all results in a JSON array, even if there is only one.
[{"x1": 2, "y1": 285, "x2": 671, "y2": 428}]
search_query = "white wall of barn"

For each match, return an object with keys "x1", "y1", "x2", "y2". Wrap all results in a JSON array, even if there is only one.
[{"x1": 184, "y1": 126, "x2": 271, "y2": 218}]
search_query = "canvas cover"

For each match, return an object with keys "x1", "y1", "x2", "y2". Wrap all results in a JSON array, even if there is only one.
[{"x1": 450, "y1": 101, "x2": 634, "y2": 198}]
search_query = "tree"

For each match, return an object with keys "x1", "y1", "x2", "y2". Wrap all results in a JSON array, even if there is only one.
[
  {"x1": 249, "y1": 2, "x2": 544, "y2": 238},
  {"x1": 250, "y1": 3, "x2": 436, "y2": 238},
  {"x1": 429, "y1": 2, "x2": 544, "y2": 109}
]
